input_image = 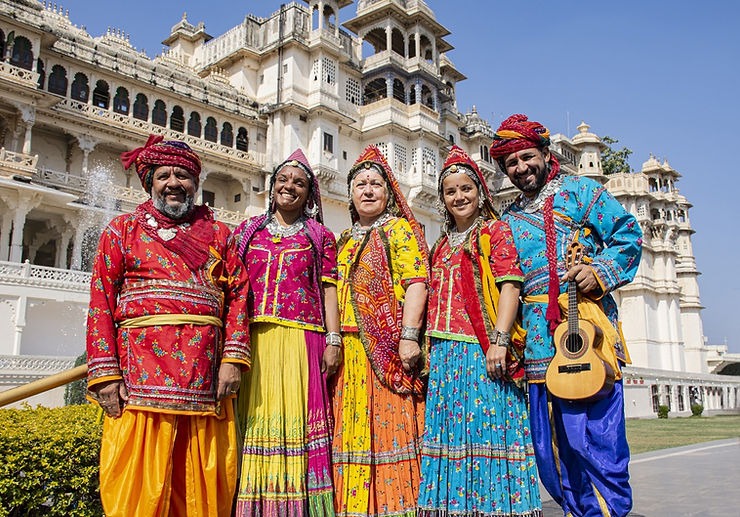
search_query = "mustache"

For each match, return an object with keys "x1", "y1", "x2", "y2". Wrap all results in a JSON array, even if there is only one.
[{"x1": 163, "y1": 187, "x2": 186, "y2": 195}]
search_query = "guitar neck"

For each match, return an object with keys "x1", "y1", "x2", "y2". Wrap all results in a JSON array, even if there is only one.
[{"x1": 568, "y1": 281, "x2": 579, "y2": 334}]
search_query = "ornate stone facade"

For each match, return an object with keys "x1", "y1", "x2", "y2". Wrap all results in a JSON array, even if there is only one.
[{"x1": 0, "y1": 0, "x2": 737, "y2": 414}]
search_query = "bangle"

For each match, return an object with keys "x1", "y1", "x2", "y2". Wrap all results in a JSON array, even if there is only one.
[
  {"x1": 400, "y1": 326, "x2": 420, "y2": 342},
  {"x1": 326, "y1": 332, "x2": 342, "y2": 348},
  {"x1": 491, "y1": 329, "x2": 511, "y2": 349}
]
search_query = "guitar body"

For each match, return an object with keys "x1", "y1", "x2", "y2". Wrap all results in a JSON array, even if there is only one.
[
  {"x1": 545, "y1": 241, "x2": 615, "y2": 402},
  {"x1": 546, "y1": 319, "x2": 615, "y2": 402}
]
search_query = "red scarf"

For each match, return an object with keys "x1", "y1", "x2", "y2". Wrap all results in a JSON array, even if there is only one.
[{"x1": 135, "y1": 200, "x2": 216, "y2": 272}]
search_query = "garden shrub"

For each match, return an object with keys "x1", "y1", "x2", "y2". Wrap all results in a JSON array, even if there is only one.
[
  {"x1": 690, "y1": 403, "x2": 704, "y2": 417},
  {"x1": 657, "y1": 404, "x2": 669, "y2": 419},
  {"x1": 64, "y1": 352, "x2": 88, "y2": 406},
  {"x1": 0, "y1": 404, "x2": 103, "y2": 517}
]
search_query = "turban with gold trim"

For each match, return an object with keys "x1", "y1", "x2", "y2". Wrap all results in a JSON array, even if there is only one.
[
  {"x1": 490, "y1": 113, "x2": 551, "y2": 160},
  {"x1": 121, "y1": 134, "x2": 202, "y2": 191}
]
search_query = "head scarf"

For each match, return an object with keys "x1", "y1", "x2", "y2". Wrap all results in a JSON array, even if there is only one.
[
  {"x1": 347, "y1": 145, "x2": 429, "y2": 259},
  {"x1": 439, "y1": 145, "x2": 497, "y2": 231},
  {"x1": 489, "y1": 113, "x2": 551, "y2": 160},
  {"x1": 268, "y1": 148, "x2": 324, "y2": 223},
  {"x1": 121, "y1": 134, "x2": 202, "y2": 192},
  {"x1": 491, "y1": 114, "x2": 563, "y2": 334}
]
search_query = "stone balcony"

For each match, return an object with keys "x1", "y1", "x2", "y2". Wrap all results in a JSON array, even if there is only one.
[
  {"x1": 53, "y1": 98, "x2": 266, "y2": 167},
  {"x1": 0, "y1": 148, "x2": 39, "y2": 179},
  {"x1": 0, "y1": 260, "x2": 91, "y2": 302},
  {"x1": 0, "y1": 60, "x2": 39, "y2": 89}
]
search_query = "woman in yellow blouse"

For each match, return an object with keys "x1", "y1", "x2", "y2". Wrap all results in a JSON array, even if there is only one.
[{"x1": 331, "y1": 145, "x2": 428, "y2": 516}]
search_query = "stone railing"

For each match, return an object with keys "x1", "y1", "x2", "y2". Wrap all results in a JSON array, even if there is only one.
[
  {"x1": 0, "y1": 354, "x2": 78, "y2": 386},
  {"x1": 53, "y1": 99, "x2": 264, "y2": 166},
  {"x1": 109, "y1": 183, "x2": 149, "y2": 205},
  {"x1": 0, "y1": 260, "x2": 91, "y2": 292},
  {"x1": 0, "y1": 60, "x2": 39, "y2": 87},
  {"x1": 211, "y1": 206, "x2": 247, "y2": 228},
  {"x1": 0, "y1": 148, "x2": 39, "y2": 178},
  {"x1": 0, "y1": 354, "x2": 77, "y2": 374},
  {"x1": 34, "y1": 167, "x2": 87, "y2": 194}
]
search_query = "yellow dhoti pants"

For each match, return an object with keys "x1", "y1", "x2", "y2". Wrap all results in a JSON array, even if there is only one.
[{"x1": 99, "y1": 402, "x2": 237, "y2": 517}]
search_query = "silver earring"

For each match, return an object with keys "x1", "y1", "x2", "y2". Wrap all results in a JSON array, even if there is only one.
[
  {"x1": 478, "y1": 197, "x2": 485, "y2": 209},
  {"x1": 304, "y1": 201, "x2": 319, "y2": 218},
  {"x1": 435, "y1": 199, "x2": 447, "y2": 215}
]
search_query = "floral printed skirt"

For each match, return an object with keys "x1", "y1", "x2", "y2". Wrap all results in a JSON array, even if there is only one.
[
  {"x1": 418, "y1": 338, "x2": 542, "y2": 516},
  {"x1": 331, "y1": 333, "x2": 425, "y2": 517}
]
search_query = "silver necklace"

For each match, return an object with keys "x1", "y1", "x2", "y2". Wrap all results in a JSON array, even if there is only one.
[
  {"x1": 447, "y1": 217, "x2": 482, "y2": 247},
  {"x1": 145, "y1": 213, "x2": 190, "y2": 242},
  {"x1": 518, "y1": 174, "x2": 564, "y2": 213},
  {"x1": 351, "y1": 212, "x2": 392, "y2": 241},
  {"x1": 266, "y1": 215, "x2": 305, "y2": 243}
]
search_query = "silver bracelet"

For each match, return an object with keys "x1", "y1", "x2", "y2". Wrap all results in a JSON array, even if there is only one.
[
  {"x1": 325, "y1": 332, "x2": 342, "y2": 348},
  {"x1": 491, "y1": 329, "x2": 511, "y2": 349},
  {"x1": 400, "y1": 326, "x2": 421, "y2": 342}
]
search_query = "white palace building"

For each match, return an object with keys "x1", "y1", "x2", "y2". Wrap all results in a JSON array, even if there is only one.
[{"x1": 0, "y1": 0, "x2": 738, "y2": 417}]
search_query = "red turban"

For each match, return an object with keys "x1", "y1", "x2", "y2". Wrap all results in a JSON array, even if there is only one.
[
  {"x1": 490, "y1": 114, "x2": 551, "y2": 160},
  {"x1": 491, "y1": 114, "x2": 563, "y2": 334},
  {"x1": 120, "y1": 134, "x2": 202, "y2": 191}
]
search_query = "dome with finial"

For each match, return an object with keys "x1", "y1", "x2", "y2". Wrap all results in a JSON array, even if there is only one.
[{"x1": 571, "y1": 121, "x2": 606, "y2": 149}]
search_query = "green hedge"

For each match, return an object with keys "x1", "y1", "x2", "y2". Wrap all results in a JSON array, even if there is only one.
[{"x1": 0, "y1": 404, "x2": 103, "y2": 517}]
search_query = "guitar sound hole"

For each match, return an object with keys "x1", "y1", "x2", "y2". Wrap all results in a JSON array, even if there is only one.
[{"x1": 566, "y1": 333, "x2": 583, "y2": 354}]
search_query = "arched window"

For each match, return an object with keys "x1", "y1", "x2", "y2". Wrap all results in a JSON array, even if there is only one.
[
  {"x1": 70, "y1": 72, "x2": 89, "y2": 102},
  {"x1": 48, "y1": 65, "x2": 67, "y2": 95},
  {"x1": 10, "y1": 36, "x2": 33, "y2": 71},
  {"x1": 236, "y1": 127, "x2": 249, "y2": 151},
  {"x1": 152, "y1": 100, "x2": 167, "y2": 127},
  {"x1": 113, "y1": 87, "x2": 129, "y2": 115},
  {"x1": 92, "y1": 80, "x2": 110, "y2": 109},
  {"x1": 133, "y1": 93, "x2": 148, "y2": 121},
  {"x1": 36, "y1": 59, "x2": 45, "y2": 89},
  {"x1": 221, "y1": 122, "x2": 234, "y2": 147},
  {"x1": 0, "y1": 29, "x2": 5, "y2": 62},
  {"x1": 409, "y1": 85, "x2": 417, "y2": 105},
  {"x1": 187, "y1": 112, "x2": 202, "y2": 137},
  {"x1": 363, "y1": 78, "x2": 387, "y2": 105},
  {"x1": 392, "y1": 79, "x2": 405, "y2": 103},
  {"x1": 204, "y1": 117, "x2": 218, "y2": 142},
  {"x1": 421, "y1": 85, "x2": 434, "y2": 109},
  {"x1": 391, "y1": 28, "x2": 405, "y2": 56},
  {"x1": 170, "y1": 105, "x2": 185, "y2": 133}
]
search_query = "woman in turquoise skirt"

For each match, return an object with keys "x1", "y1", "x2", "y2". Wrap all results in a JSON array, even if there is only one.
[{"x1": 418, "y1": 146, "x2": 541, "y2": 516}]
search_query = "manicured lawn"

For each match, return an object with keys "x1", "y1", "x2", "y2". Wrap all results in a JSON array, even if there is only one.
[{"x1": 626, "y1": 414, "x2": 740, "y2": 454}]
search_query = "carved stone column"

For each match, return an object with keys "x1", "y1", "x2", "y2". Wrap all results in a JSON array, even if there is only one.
[
  {"x1": 56, "y1": 230, "x2": 72, "y2": 269},
  {"x1": 0, "y1": 215, "x2": 12, "y2": 261},
  {"x1": 19, "y1": 105, "x2": 35, "y2": 155},
  {"x1": 75, "y1": 134, "x2": 99, "y2": 175},
  {"x1": 6, "y1": 193, "x2": 41, "y2": 263},
  {"x1": 385, "y1": 72, "x2": 394, "y2": 100}
]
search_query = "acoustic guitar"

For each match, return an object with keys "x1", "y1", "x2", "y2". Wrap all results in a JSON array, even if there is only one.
[{"x1": 545, "y1": 242, "x2": 615, "y2": 401}]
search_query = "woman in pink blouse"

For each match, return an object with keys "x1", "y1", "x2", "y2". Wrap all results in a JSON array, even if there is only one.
[{"x1": 232, "y1": 149, "x2": 341, "y2": 516}]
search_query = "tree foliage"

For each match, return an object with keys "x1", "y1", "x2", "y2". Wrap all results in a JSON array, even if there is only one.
[{"x1": 601, "y1": 135, "x2": 633, "y2": 174}]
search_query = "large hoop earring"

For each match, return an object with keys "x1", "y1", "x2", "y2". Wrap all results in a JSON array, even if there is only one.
[{"x1": 304, "y1": 200, "x2": 318, "y2": 218}]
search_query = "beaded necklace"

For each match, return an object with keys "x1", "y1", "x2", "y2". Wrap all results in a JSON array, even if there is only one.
[
  {"x1": 447, "y1": 216, "x2": 483, "y2": 247},
  {"x1": 518, "y1": 174, "x2": 564, "y2": 214},
  {"x1": 351, "y1": 212, "x2": 392, "y2": 241},
  {"x1": 265, "y1": 214, "x2": 305, "y2": 243}
]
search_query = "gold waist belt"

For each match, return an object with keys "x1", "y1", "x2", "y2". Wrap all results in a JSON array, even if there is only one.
[{"x1": 119, "y1": 314, "x2": 223, "y2": 328}]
